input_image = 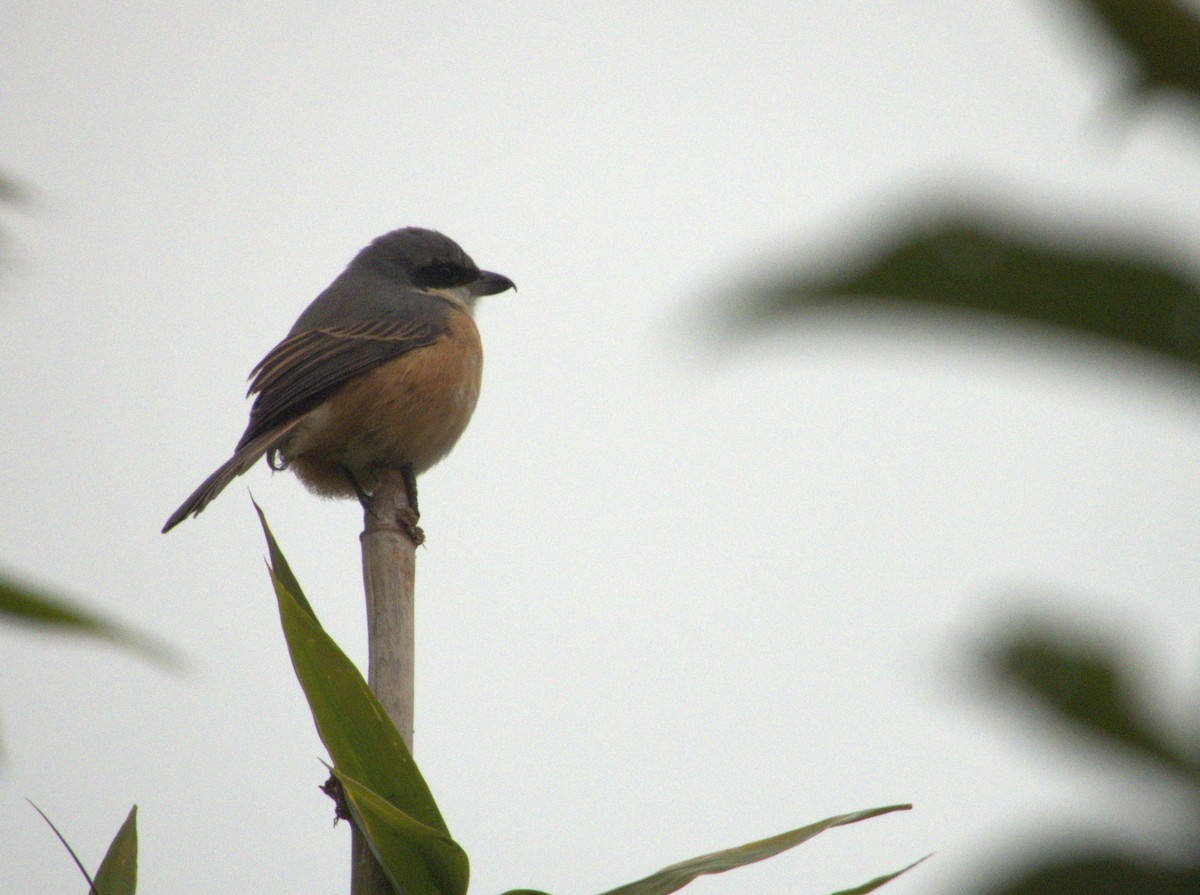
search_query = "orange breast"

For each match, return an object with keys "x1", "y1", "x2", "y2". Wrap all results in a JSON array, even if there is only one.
[{"x1": 284, "y1": 309, "x2": 483, "y2": 498}]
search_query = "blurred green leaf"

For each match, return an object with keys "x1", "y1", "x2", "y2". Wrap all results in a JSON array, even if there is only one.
[
  {"x1": 261, "y1": 511, "x2": 464, "y2": 895},
  {"x1": 989, "y1": 624, "x2": 1200, "y2": 780},
  {"x1": 731, "y1": 210, "x2": 1200, "y2": 372},
  {"x1": 93, "y1": 806, "x2": 138, "y2": 895},
  {"x1": 335, "y1": 767, "x2": 469, "y2": 895},
  {"x1": 828, "y1": 855, "x2": 929, "y2": 895},
  {"x1": 1055, "y1": 0, "x2": 1200, "y2": 105},
  {"x1": 0, "y1": 174, "x2": 15, "y2": 203},
  {"x1": 0, "y1": 172, "x2": 29, "y2": 207},
  {"x1": 0, "y1": 572, "x2": 180, "y2": 669},
  {"x1": 973, "y1": 850, "x2": 1200, "y2": 894},
  {"x1": 0, "y1": 169, "x2": 29, "y2": 283},
  {"x1": 595, "y1": 804, "x2": 912, "y2": 895}
]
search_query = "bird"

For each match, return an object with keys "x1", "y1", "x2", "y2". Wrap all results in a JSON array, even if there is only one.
[{"x1": 162, "y1": 227, "x2": 514, "y2": 539}]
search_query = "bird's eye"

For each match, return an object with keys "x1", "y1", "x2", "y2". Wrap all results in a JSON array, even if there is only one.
[{"x1": 413, "y1": 263, "x2": 464, "y2": 288}]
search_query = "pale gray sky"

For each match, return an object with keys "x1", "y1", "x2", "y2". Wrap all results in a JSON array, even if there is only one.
[{"x1": 3, "y1": 3, "x2": 1200, "y2": 893}]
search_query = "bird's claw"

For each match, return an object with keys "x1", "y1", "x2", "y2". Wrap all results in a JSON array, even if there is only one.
[{"x1": 398, "y1": 507, "x2": 425, "y2": 546}]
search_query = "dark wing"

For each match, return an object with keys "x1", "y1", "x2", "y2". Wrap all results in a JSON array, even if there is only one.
[{"x1": 236, "y1": 316, "x2": 445, "y2": 449}]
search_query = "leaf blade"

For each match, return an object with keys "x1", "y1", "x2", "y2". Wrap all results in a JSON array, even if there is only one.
[
  {"x1": 597, "y1": 804, "x2": 911, "y2": 895},
  {"x1": 1058, "y1": 0, "x2": 1200, "y2": 105},
  {"x1": 269, "y1": 569, "x2": 451, "y2": 838},
  {"x1": 252, "y1": 498, "x2": 314, "y2": 619},
  {"x1": 336, "y1": 768, "x2": 470, "y2": 895},
  {"x1": 728, "y1": 207, "x2": 1200, "y2": 372},
  {"x1": 259, "y1": 512, "x2": 467, "y2": 895},
  {"x1": 93, "y1": 806, "x2": 138, "y2": 895},
  {"x1": 827, "y1": 854, "x2": 930, "y2": 895},
  {"x1": 28, "y1": 800, "x2": 98, "y2": 894},
  {"x1": 0, "y1": 573, "x2": 180, "y2": 669},
  {"x1": 989, "y1": 621, "x2": 1200, "y2": 780}
]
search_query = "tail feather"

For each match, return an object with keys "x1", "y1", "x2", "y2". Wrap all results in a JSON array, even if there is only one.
[{"x1": 162, "y1": 422, "x2": 301, "y2": 533}]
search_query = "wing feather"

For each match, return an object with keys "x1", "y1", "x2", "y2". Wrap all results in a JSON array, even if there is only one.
[{"x1": 236, "y1": 317, "x2": 444, "y2": 450}]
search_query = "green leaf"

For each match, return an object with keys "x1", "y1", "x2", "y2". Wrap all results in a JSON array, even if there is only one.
[
  {"x1": 31, "y1": 802, "x2": 138, "y2": 895},
  {"x1": 252, "y1": 498, "x2": 314, "y2": 619},
  {"x1": 93, "y1": 806, "x2": 138, "y2": 895},
  {"x1": 270, "y1": 572, "x2": 455, "y2": 846},
  {"x1": 29, "y1": 800, "x2": 99, "y2": 894},
  {"x1": 596, "y1": 804, "x2": 911, "y2": 895},
  {"x1": 268, "y1": 569, "x2": 449, "y2": 835},
  {"x1": 728, "y1": 209, "x2": 1200, "y2": 373},
  {"x1": 261, "y1": 512, "x2": 465, "y2": 895},
  {"x1": 828, "y1": 855, "x2": 929, "y2": 895},
  {"x1": 970, "y1": 850, "x2": 1200, "y2": 894},
  {"x1": 0, "y1": 572, "x2": 180, "y2": 669},
  {"x1": 1055, "y1": 0, "x2": 1200, "y2": 107},
  {"x1": 335, "y1": 767, "x2": 470, "y2": 895},
  {"x1": 990, "y1": 623, "x2": 1200, "y2": 780},
  {"x1": 0, "y1": 169, "x2": 28, "y2": 286},
  {"x1": 0, "y1": 170, "x2": 29, "y2": 206}
]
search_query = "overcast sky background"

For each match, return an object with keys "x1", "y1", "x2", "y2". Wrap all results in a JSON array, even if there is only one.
[{"x1": 3, "y1": 2, "x2": 1200, "y2": 893}]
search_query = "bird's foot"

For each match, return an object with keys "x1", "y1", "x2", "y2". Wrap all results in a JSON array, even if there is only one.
[{"x1": 398, "y1": 507, "x2": 425, "y2": 547}]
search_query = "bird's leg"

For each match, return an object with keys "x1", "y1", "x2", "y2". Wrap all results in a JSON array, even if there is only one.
[
  {"x1": 400, "y1": 464, "x2": 420, "y2": 517},
  {"x1": 339, "y1": 464, "x2": 373, "y2": 512},
  {"x1": 355, "y1": 464, "x2": 424, "y2": 545},
  {"x1": 397, "y1": 464, "x2": 424, "y2": 547}
]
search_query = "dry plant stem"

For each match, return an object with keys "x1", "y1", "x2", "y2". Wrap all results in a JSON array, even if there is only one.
[{"x1": 351, "y1": 468, "x2": 417, "y2": 895}]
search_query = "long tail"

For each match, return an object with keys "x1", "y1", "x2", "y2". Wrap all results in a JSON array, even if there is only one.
[{"x1": 162, "y1": 422, "x2": 301, "y2": 533}]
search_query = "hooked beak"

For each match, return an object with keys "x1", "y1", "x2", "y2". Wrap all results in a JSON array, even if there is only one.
[{"x1": 470, "y1": 270, "x2": 516, "y2": 297}]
